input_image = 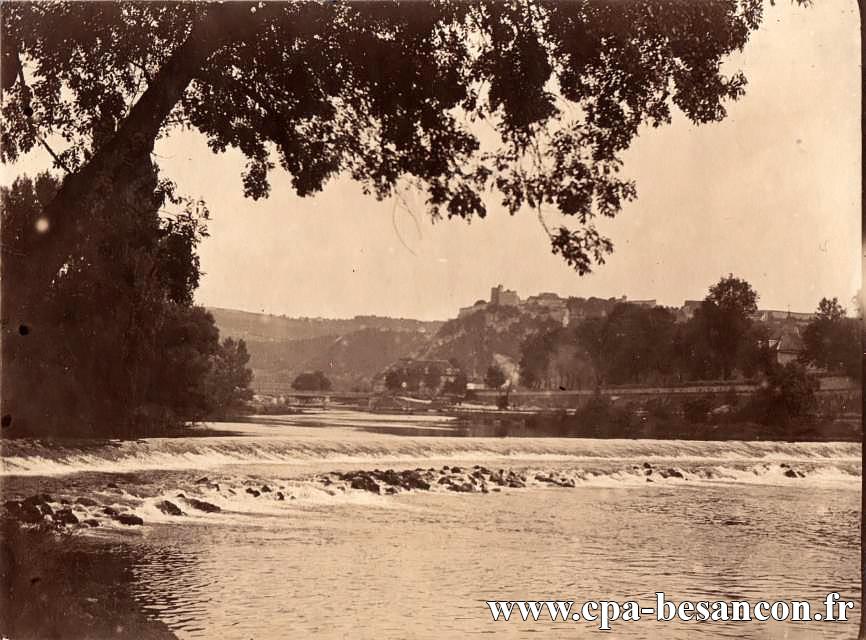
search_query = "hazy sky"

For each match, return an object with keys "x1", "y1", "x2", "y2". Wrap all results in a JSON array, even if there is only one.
[{"x1": 6, "y1": 1, "x2": 861, "y2": 320}]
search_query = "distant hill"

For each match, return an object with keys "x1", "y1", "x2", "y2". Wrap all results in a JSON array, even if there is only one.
[
  {"x1": 301, "y1": 328, "x2": 433, "y2": 390},
  {"x1": 208, "y1": 307, "x2": 442, "y2": 342},
  {"x1": 210, "y1": 305, "x2": 568, "y2": 390},
  {"x1": 209, "y1": 308, "x2": 442, "y2": 391}
]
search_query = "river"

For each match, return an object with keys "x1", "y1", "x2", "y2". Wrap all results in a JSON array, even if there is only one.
[{"x1": 0, "y1": 410, "x2": 860, "y2": 639}]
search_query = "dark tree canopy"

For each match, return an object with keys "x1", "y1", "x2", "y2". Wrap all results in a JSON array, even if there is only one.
[
  {"x1": 3, "y1": 0, "x2": 766, "y2": 277},
  {"x1": 750, "y1": 362, "x2": 818, "y2": 425},
  {"x1": 1, "y1": 172, "x2": 251, "y2": 435},
  {"x1": 523, "y1": 281, "x2": 775, "y2": 387},
  {"x1": 800, "y1": 298, "x2": 861, "y2": 379},
  {"x1": 705, "y1": 274, "x2": 758, "y2": 317},
  {"x1": 291, "y1": 370, "x2": 333, "y2": 392},
  {"x1": 484, "y1": 364, "x2": 507, "y2": 389},
  {"x1": 691, "y1": 274, "x2": 759, "y2": 379},
  {"x1": 575, "y1": 303, "x2": 677, "y2": 385},
  {"x1": 204, "y1": 337, "x2": 255, "y2": 416},
  {"x1": 442, "y1": 369, "x2": 468, "y2": 396},
  {"x1": 519, "y1": 325, "x2": 594, "y2": 390}
]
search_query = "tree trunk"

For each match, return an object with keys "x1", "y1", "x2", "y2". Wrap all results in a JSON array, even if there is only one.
[{"x1": 1, "y1": 4, "x2": 264, "y2": 434}]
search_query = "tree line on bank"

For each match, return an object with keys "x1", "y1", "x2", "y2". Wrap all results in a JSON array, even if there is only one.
[
  {"x1": 2, "y1": 174, "x2": 254, "y2": 437},
  {"x1": 369, "y1": 274, "x2": 859, "y2": 414},
  {"x1": 382, "y1": 359, "x2": 468, "y2": 396},
  {"x1": 518, "y1": 275, "x2": 860, "y2": 391}
]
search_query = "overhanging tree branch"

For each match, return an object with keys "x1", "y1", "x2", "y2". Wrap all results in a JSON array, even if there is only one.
[{"x1": 8, "y1": 3, "x2": 268, "y2": 312}]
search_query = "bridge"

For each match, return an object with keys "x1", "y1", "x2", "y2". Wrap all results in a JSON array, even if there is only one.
[{"x1": 252, "y1": 384, "x2": 373, "y2": 406}]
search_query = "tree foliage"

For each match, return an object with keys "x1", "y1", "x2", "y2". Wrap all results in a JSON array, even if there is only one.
[
  {"x1": 384, "y1": 368, "x2": 404, "y2": 392},
  {"x1": 520, "y1": 326, "x2": 593, "y2": 390},
  {"x1": 204, "y1": 337, "x2": 255, "y2": 417},
  {"x1": 382, "y1": 362, "x2": 446, "y2": 395},
  {"x1": 524, "y1": 280, "x2": 774, "y2": 387},
  {"x1": 575, "y1": 303, "x2": 677, "y2": 385},
  {"x1": 746, "y1": 362, "x2": 818, "y2": 425},
  {"x1": 800, "y1": 297, "x2": 861, "y2": 379},
  {"x1": 3, "y1": 0, "x2": 766, "y2": 281},
  {"x1": 291, "y1": 370, "x2": 333, "y2": 392},
  {"x1": 442, "y1": 370, "x2": 468, "y2": 396},
  {"x1": 686, "y1": 274, "x2": 759, "y2": 379},
  {"x1": 484, "y1": 364, "x2": 507, "y2": 389},
  {"x1": 1, "y1": 172, "x2": 252, "y2": 435}
]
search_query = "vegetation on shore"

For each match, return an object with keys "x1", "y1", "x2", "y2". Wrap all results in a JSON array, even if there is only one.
[
  {"x1": 520, "y1": 278, "x2": 861, "y2": 390},
  {"x1": 1, "y1": 174, "x2": 254, "y2": 437}
]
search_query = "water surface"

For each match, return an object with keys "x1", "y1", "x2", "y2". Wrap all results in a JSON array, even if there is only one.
[{"x1": 1, "y1": 410, "x2": 860, "y2": 639}]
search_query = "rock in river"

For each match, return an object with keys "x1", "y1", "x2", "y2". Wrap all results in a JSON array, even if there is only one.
[
  {"x1": 156, "y1": 500, "x2": 183, "y2": 516},
  {"x1": 113, "y1": 513, "x2": 144, "y2": 526},
  {"x1": 186, "y1": 498, "x2": 221, "y2": 513},
  {"x1": 54, "y1": 508, "x2": 80, "y2": 525},
  {"x1": 349, "y1": 474, "x2": 380, "y2": 494}
]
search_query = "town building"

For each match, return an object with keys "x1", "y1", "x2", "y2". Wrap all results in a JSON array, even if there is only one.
[
  {"x1": 524, "y1": 292, "x2": 570, "y2": 326},
  {"x1": 751, "y1": 309, "x2": 814, "y2": 324},
  {"x1": 490, "y1": 284, "x2": 520, "y2": 307},
  {"x1": 628, "y1": 299, "x2": 657, "y2": 308},
  {"x1": 458, "y1": 299, "x2": 488, "y2": 318},
  {"x1": 768, "y1": 322, "x2": 806, "y2": 365},
  {"x1": 681, "y1": 300, "x2": 703, "y2": 320}
]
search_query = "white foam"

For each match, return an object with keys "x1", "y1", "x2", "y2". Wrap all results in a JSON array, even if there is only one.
[{"x1": 1, "y1": 412, "x2": 860, "y2": 485}]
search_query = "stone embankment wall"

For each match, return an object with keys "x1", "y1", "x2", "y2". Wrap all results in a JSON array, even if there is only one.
[{"x1": 474, "y1": 376, "x2": 860, "y2": 412}]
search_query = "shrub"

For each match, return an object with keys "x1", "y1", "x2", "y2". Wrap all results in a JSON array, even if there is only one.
[
  {"x1": 574, "y1": 394, "x2": 631, "y2": 434},
  {"x1": 741, "y1": 362, "x2": 818, "y2": 426},
  {"x1": 645, "y1": 398, "x2": 674, "y2": 421},
  {"x1": 683, "y1": 394, "x2": 715, "y2": 424},
  {"x1": 292, "y1": 370, "x2": 332, "y2": 391}
]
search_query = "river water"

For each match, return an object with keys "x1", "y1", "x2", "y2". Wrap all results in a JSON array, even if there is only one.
[{"x1": 0, "y1": 410, "x2": 861, "y2": 639}]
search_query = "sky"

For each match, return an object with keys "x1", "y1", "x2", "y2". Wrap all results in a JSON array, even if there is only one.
[{"x1": 5, "y1": 1, "x2": 861, "y2": 321}]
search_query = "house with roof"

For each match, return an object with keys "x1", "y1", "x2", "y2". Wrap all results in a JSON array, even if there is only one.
[{"x1": 761, "y1": 322, "x2": 806, "y2": 366}]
